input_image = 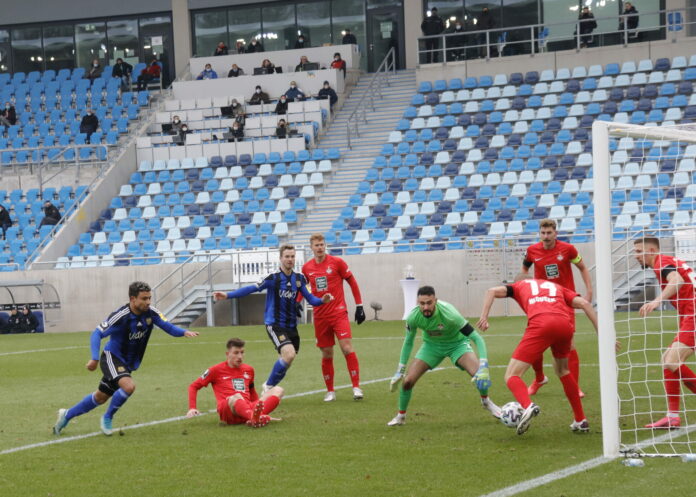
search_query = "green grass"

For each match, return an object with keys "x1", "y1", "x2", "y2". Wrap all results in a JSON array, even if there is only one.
[{"x1": 1, "y1": 315, "x2": 695, "y2": 497}]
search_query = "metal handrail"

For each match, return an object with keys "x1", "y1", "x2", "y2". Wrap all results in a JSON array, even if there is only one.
[
  {"x1": 346, "y1": 47, "x2": 396, "y2": 149},
  {"x1": 418, "y1": 8, "x2": 687, "y2": 64}
]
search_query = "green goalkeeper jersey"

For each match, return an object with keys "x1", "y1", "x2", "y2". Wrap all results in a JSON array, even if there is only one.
[{"x1": 405, "y1": 300, "x2": 468, "y2": 343}]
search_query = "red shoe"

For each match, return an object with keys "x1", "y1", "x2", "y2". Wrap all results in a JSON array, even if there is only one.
[
  {"x1": 645, "y1": 416, "x2": 681, "y2": 429},
  {"x1": 250, "y1": 400, "x2": 265, "y2": 426},
  {"x1": 528, "y1": 376, "x2": 549, "y2": 396},
  {"x1": 247, "y1": 414, "x2": 271, "y2": 428}
]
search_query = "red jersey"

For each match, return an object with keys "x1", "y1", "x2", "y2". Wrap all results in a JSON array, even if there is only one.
[
  {"x1": 652, "y1": 255, "x2": 696, "y2": 319},
  {"x1": 188, "y1": 361, "x2": 258, "y2": 409},
  {"x1": 508, "y1": 279, "x2": 579, "y2": 324},
  {"x1": 302, "y1": 255, "x2": 361, "y2": 319},
  {"x1": 524, "y1": 240, "x2": 582, "y2": 291}
]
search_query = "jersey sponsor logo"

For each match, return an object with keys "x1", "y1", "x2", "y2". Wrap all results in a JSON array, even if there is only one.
[
  {"x1": 233, "y1": 378, "x2": 245, "y2": 391},
  {"x1": 528, "y1": 296, "x2": 558, "y2": 305},
  {"x1": 279, "y1": 289, "x2": 297, "y2": 299},
  {"x1": 99, "y1": 320, "x2": 109, "y2": 330},
  {"x1": 129, "y1": 329, "x2": 148, "y2": 340},
  {"x1": 544, "y1": 264, "x2": 560, "y2": 279},
  {"x1": 201, "y1": 369, "x2": 209, "y2": 379},
  {"x1": 315, "y1": 276, "x2": 328, "y2": 291},
  {"x1": 425, "y1": 328, "x2": 443, "y2": 336}
]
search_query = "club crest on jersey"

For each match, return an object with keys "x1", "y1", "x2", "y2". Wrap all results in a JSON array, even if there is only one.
[
  {"x1": 243, "y1": 372, "x2": 250, "y2": 379},
  {"x1": 437, "y1": 324, "x2": 444, "y2": 330},
  {"x1": 279, "y1": 334, "x2": 286, "y2": 341},
  {"x1": 146, "y1": 318, "x2": 152, "y2": 325},
  {"x1": 327, "y1": 268, "x2": 333, "y2": 274},
  {"x1": 117, "y1": 366, "x2": 125, "y2": 373},
  {"x1": 557, "y1": 254, "x2": 564, "y2": 261},
  {"x1": 296, "y1": 279, "x2": 302, "y2": 288}
]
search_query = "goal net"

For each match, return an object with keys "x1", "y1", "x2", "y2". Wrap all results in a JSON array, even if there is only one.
[{"x1": 593, "y1": 121, "x2": 696, "y2": 458}]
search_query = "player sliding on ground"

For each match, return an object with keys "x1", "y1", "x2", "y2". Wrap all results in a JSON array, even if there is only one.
[
  {"x1": 478, "y1": 277, "x2": 598, "y2": 435},
  {"x1": 387, "y1": 285, "x2": 501, "y2": 426},
  {"x1": 187, "y1": 338, "x2": 284, "y2": 428},
  {"x1": 53, "y1": 281, "x2": 199, "y2": 436},
  {"x1": 214, "y1": 244, "x2": 332, "y2": 391},
  {"x1": 635, "y1": 237, "x2": 696, "y2": 429}
]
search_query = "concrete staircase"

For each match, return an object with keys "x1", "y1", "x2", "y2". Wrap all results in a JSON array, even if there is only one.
[{"x1": 287, "y1": 69, "x2": 417, "y2": 245}]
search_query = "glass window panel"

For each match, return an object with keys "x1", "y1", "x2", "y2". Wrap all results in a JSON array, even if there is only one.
[
  {"x1": 332, "y1": 0, "x2": 367, "y2": 70},
  {"x1": 107, "y1": 19, "x2": 139, "y2": 66},
  {"x1": 75, "y1": 22, "x2": 106, "y2": 70},
  {"x1": 501, "y1": 0, "x2": 538, "y2": 55},
  {"x1": 0, "y1": 30, "x2": 9, "y2": 44},
  {"x1": 228, "y1": 6, "x2": 262, "y2": 52},
  {"x1": 0, "y1": 45, "x2": 10, "y2": 73},
  {"x1": 429, "y1": 0, "x2": 465, "y2": 30},
  {"x1": 542, "y1": 0, "x2": 578, "y2": 40},
  {"x1": 297, "y1": 1, "x2": 332, "y2": 47},
  {"x1": 193, "y1": 11, "x2": 228, "y2": 57},
  {"x1": 12, "y1": 27, "x2": 43, "y2": 73},
  {"x1": 261, "y1": 4, "x2": 296, "y2": 52},
  {"x1": 43, "y1": 25, "x2": 74, "y2": 71},
  {"x1": 367, "y1": 0, "x2": 403, "y2": 7},
  {"x1": 591, "y1": 1, "x2": 620, "y2": 35},
  {"x1": 140, "y1": 16, "x2": 172, "y2": 83}
]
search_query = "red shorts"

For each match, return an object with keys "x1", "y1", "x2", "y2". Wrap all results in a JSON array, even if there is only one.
[
  {"x1": 314, "y1": 311, "x2": 352, "y2": 348},
  {"x1": 217, "y1": 397, "x2": 259, "y2": 425},
  {"x1": 512, "y1": 314, "x2": 574, "y2": 364},
  {"x1": 673, "y1": 314, "x2": 696, "y2": 348}
]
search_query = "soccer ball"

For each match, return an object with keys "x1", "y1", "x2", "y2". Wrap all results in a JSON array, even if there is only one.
[{"x1": 500, "y1": 402, "x2": 524, "y2": 428}]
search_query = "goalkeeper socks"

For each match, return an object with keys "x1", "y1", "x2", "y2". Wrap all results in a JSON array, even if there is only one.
[
  {"x1": 345, "y1": 352, "x2": 360, "y2": 388},
  {"x1": 105, "y1": 388, "x2": 131, "y2": 419},
  {"x1": 559, "y1": 373, "x2": 585, "y2": 422},
  {"x1": 266, "y1": 359, "x2": 289, "y2": 387},
  {"x1": 506, "y1": 376, "x2": 531, "y2": 409},
  {"x1": 531, "y1": 358, "x2": 545, "y2": 383},
  {"x1": 678, "y1": 364, "x2": 696, "y2": 393},
  {"x1": 568, "y1": 349, "x2": 580, "y2": 385},
  {"x1": 321, "y1": 357, "x2": 334, "y2": 392},
  {"x1": 66, "y1": 393, "x2": 100, "y2": 420},
  {"x1": 398, "y1": 387, "x2": 413, "y2": 412},
  {"x1": 233, "y1": 399, "x2": 253, "y2": 420},
  {"x1": 262, "y1": 395, "x2": 280, "y2": 415},
  {"x1": 664, "y1": 368, "x2": 682, "y2": 413}
]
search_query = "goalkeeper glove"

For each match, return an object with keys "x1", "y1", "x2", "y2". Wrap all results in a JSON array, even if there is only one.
[
  {"x1": 390, "y1": 364, "x2": 406, "y2": 392},
  {"x1": 355, "y1": 305, "x2": 366, "y2": 325},
  {"x1": 295, "y1": 302, "x2": 303, "y2": 318},
  {"x1": 472, "y1": 360, "x2": 491, "y2": 392}
]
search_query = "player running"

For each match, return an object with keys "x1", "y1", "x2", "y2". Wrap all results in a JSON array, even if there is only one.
[
  {"x1": 214, "y1": 244, "x2": 332, "y2": 391},
  {"x1": 635, "y1": 237, "x2": 696, "y2": 429},
  {"x1": 387, "y1": 285, "x2": 501, "y2": 426},
  {"x1": 302, "y1": 233, "x2": 366, "y2": 402},
  {"x1": 187, "y1": 338, "x2": 284, "y2": 428},
  {"x1": 521, "y1": 218, "x2": 592, "y2": 397},
  {"x1": 478, "y1": 277, "x2": 598, "y2": 435},
  {"x1": 53, "y1": 281, "x2": 199, "y2": 436}
]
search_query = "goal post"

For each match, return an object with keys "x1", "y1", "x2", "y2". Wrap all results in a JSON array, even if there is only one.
[{"x1": 592, "y1": 120, "x2": 696, "y2": 459}]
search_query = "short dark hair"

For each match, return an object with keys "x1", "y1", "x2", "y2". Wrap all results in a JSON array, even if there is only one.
[
  {"x1": 417, "y1": 285, "x2": 436, "y2": 297},
  {"x1": 279, "y1": 244, "x2": 295, "y2": 256},
  {"x1": 129, "y1": 281, "x2": 151, "y2": 298},
  {"x1": 227, "y1": 337, "x2": 245, "y2": 349},
  {"x1": 635, "y1": 237, "x2": 660, "y2": 248}
]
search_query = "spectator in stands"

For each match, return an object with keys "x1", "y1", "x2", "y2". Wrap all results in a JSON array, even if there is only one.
[
  {"x1": 170, "y1": 115, "x2": 185, "y2": 134},
  {"x1": 318, "y1": 80, "x2": 338, "y2": 108},
  {"x1": 421, "y1": 7, "x2": 445, "y2": 64},
  {"x1": 135, "y1": 59, "x2": 161, "y2": 91},
  {"x1": 196, "y1": 64, "x2": 218, "y2": 80},
  {"x1": 330, "y1": 52, "x2": 346, "y2": 78},
  {"x1": 576, "y1": 6, "x2": 597, "y2": 48},
  {"x1": 176, "y1": 124, "x2": 190, "y2": 145},
  {"x1": 276, "y1": 119, "x2": 288, "y2": 139},
  {"x1": 249, "y1": 85, "x2": 270, "y2": 105},
  {"x1": 274, "y1": 95, "x2": 289, "y2": 115},
  {"x1": 446, "y1": 20, "x2": 466, "y2": 61},
  {"x1": 261, "y1": 59, "x2": 276, "y2": 74},
  {"x1": 283, "y1": 81, "x2": 306, "y2": 102},
  {"x1": 619, "y1": 2, "x2": 639, "y2": 38},
  {"x1": 19, "y1": 305, "x2": 39, "y2": 333},
  {"x1": 228, "y1": 121, "x2": 244, "y2": 142},
  {"x1": 0, "y1": 204, "x2": 11, "y2": 239},
  {"x1": 342, "y1": 28, "x2": 357, "y2": 45},
  {"x1": 247, "y1": 38, "x2": 264, "y2": 53},
  {"x1": 477, "y1": 7, "x2": 496, "y2": 58},
  {"x1": 295, "y1": 56, "x2": 316, "y2": 72},
  {"x1": 79, "y1": 109, "x2": 99, "y2": 144},
  {"x1": 235, "y1": 41, "x2": 246, "y2": 54},
  {"x1": 214, "y1": 42, "x2": 228, "y2": 56},
  {"x1": 86, "y1": 58, "x2": 103, "y2": 83},
  {"x1": 228, "y1": 64, "x2": 244, "y2": 77},
  {"x1": 0, "y1": 102, "x2": 15, "y2": 127},
  {"x1": 229, "y1": 99, "x2": 245, "y2": 120},
  {"x1": 295, "y1": 34, "x2": 309, "y2": 49},
  {"x1": 39, "y1": 201, "x2": 61, "y2": 229},
  {"x1": 7, "y1": 306, "x2": 21, "y2": 334},
  {"x1": 112, "y1": 58, "x2": 133, "y2": 91}
]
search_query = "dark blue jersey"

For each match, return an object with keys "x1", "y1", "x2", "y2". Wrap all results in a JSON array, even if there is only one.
[
  {"x1": 226, "y1": 269, "x2": 323, "y2": 328},
  {"x1": 90, "y1": 304, "x2": 186, "y2": 371}
]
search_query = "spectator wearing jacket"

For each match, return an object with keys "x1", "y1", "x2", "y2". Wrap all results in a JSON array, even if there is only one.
[
  {"x1": 136, "y1": 59, "x2": 161, "y2": 91},
  {"x1": 421, "y1": 7, "x2": 445, "y2": 63}
]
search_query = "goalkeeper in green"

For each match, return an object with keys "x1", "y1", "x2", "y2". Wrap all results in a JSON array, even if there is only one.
[{"x1": 387, "y1": 285, "x2": 501, "y2": 426}]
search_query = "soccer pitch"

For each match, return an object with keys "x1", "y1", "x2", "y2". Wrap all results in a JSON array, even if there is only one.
[{"x1": 1, "y1": 316, "x2": 695, "y2": 497}]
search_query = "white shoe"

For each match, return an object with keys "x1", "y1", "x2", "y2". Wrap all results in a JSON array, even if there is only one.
[
  {"x1": 570, "y1": 419, "x2": 590, "y2": 433},
  {"x1": 481, "y1": 397, "x2": 502, "y2": 419},
  {"x1": 516, "y1": 403, "x2": 541, "y2": 435},
  {"x1": 352, "y1": 387, "x2": 364, "y2": 400},
  {"x1": 324, "y1": 391, "x2": 336, "y2": 402},
  {"x1": 53, "y1": 408, "x2": 68, "y2": 436},
  {"x1": 387, "y1": 413, "x2": 406, "y2": 426}
]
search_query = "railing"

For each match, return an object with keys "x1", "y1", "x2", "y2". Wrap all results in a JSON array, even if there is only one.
[
  {"x1": 345, "y1": 47, "x2": 396, "y2": 149},
  {"x1": 418, "y1": 8, "x2": 688, "y2": 65}
]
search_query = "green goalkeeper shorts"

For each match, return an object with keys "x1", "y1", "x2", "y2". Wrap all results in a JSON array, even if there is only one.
[{"x1": 415, "y1": 340, "x2": 473, "y2": 370}]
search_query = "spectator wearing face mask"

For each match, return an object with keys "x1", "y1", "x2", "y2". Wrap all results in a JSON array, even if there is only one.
[
  {"x1": 170, "y1": 115, "x2": 185, "y2": 134},
  {"x1": 317, "y1": 81, "x2": 338, "y2": 108},
  {"x1": 283, "y1": 81, "x2": 305, "y2": 102},
  {"x1": 249, "y1": 85, "x2": 270, "y2": 105},
  {"x1": 276, "y1": 119, "x2": 288, "y2": 139},
  {"x1": 0, "y1": 102, "x2": 16, "y2": 127},
  {"x1": 229, "y1": 99, "x2": 245, "y2": 119},
  {"x1": 79, "y1": 108, "x2": 99, "y2": 144},
  {"x1": 177, "y1": 124, "x2": 190, "y2": 145},
  {"x1": 228, "y1": 121, "x2": 244, "y2": 142},
  {"x1": 214, "y1": 42, "x2": 228, "y2": 56},
  {"x1": 446, "y1": 20, "x2": 466, "y2": 61},
  {"x1": 112, "y1": 58, "x2": 133, "y2": 91},
  {"x1": 86, "y1": 58, "x2": 103, "y2": 83},
  {"x1": 228, "y1": 64, "x2": 244, "y2": 78},
  {"x1": 275, "y1": 95, "x2": 289, "y2": 115},
  {"x1": 295, "y1": 35, "x2": 308, "y2": 49},
  {"x1": 330, "y1": 52, "x2": 346, "y2": 78},
  {"x1": 7, "y1": 306, "x2": 21, "y2": 334},
  {"x1": 247, "y1": 39, "x2": 264, "y2": 53},
  {"x1": 197, "y1": 64, "x2": 218, "y2": 80},
  {"x1": 19, "y1": 305, "x2": 39, "y2": 333}
]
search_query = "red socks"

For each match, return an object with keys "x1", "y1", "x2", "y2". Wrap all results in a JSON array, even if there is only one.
[
  {"x1": 568, "y1": 349, "x2": 580, "y2": 386},
  {"x1": 345, "y1": 352, "x2": 360, "y2": 388},
  {"x1": 678, "y1": 364, "x2": 696, "y2": 394},
  {"x1": 532, "y1": 358, "x2": 545, "y2": 383},
  {"x1": 321, "y1": 357, "x2": 334, "y2": 392},
  {"x1": 664, "y1": 368, "x2": 682, "y2": 413},
  {"x1": 560, "y1": 373, "x2": 585, "y2": 422},
  {"x1": 506, "y1": 376, "x2": 532, "y2": 408},
  {"x1": 262, "y1": 395, "x2": 280, "y2": 415},
  {"x1": 233, "y1": 398, "x2": 254, "y2": 420}
]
